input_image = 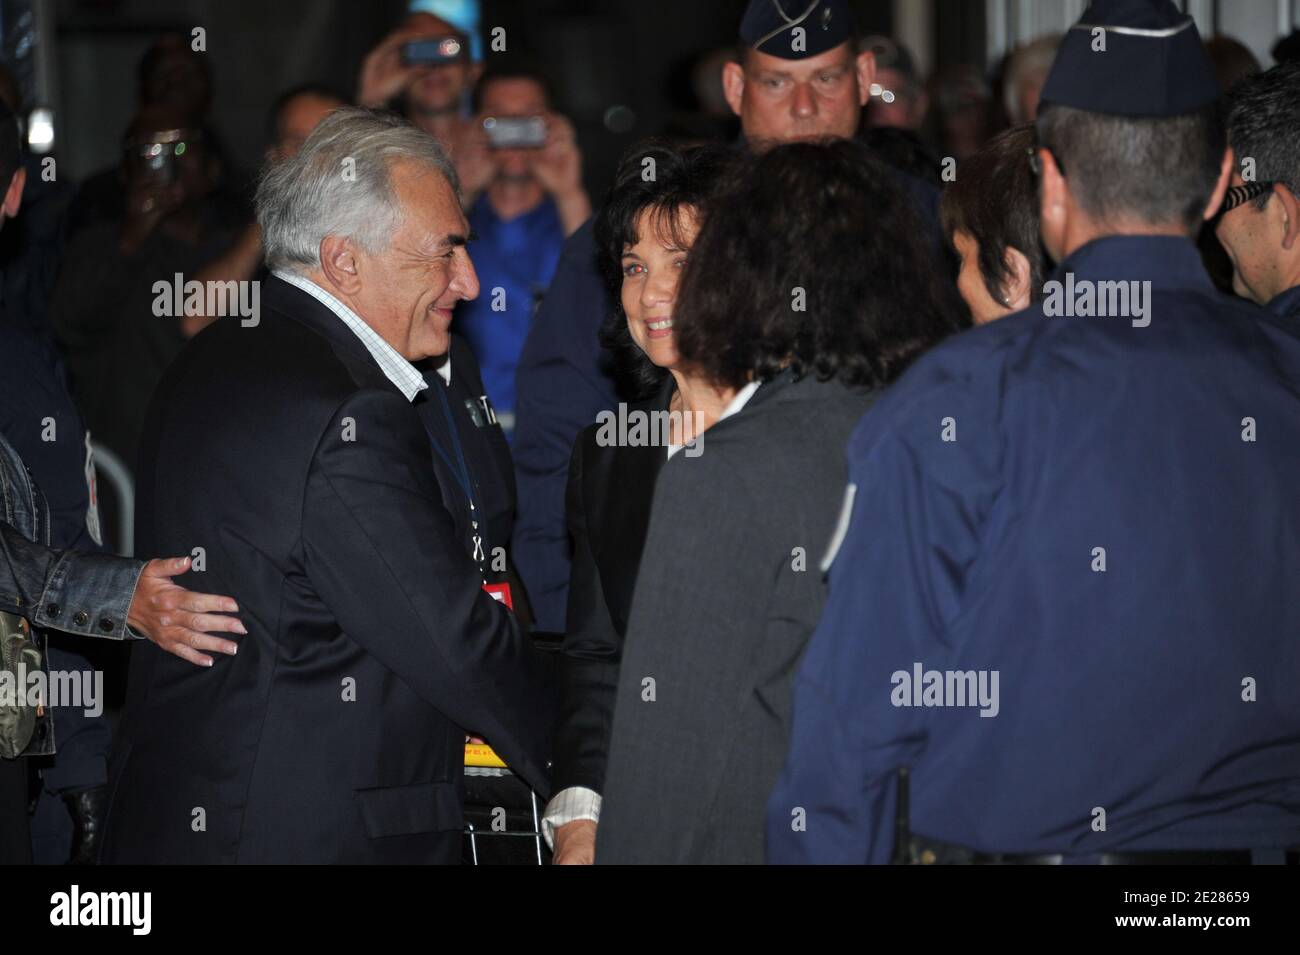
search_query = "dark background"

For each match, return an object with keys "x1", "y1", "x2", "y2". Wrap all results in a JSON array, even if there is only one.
[{"x1": 46, "y1": 0, "x2": 907, "y2": 194}]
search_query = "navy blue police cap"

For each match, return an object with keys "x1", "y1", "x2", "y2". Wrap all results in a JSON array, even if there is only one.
[
  {"x1": 739, "y1": 0, "x2": 857, "y2": 59},
  {"x1": 1040, "y1": 0, "x2": 1220, "y2": 116}
]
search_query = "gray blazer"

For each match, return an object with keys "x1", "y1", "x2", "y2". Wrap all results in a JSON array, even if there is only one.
[{"x1": 596, "y1": 370, "x2": 875, "y2": 864}]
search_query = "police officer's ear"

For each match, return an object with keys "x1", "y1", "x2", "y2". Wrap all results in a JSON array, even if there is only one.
[
  {"x1": 722, "y1": 57, "x2": 746, "y2": 119},
  {"x1": 854, "y1": 48, "x2": 877, "y2": 107},
  {"x1": 1272, "y1": 183, "x2": 1300, "y2": 253},
  {"x1": 1, "y1": 166, "x2": 24, "y2": 220},
  {"x1": 1201, "y1": 148, "x2": 1233, "y2": 224},
  {"x1": 1036, "y1": 147, "x2": 1069, "y2": 261}
]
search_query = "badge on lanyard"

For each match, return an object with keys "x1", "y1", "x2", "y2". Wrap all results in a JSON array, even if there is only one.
[{"x1": 482, "y1": 581, "x2": 513, "y2": 610}]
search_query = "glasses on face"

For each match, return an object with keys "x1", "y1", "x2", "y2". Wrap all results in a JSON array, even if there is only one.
[{"x1": 1220, "y1": 181, "x2": 1275, "y2": 213}]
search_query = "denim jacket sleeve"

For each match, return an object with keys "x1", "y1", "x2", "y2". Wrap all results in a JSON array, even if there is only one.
[
  {"x1": 0, "y1": 434, "x2": 146, "y2": 639},
  {"x1": 0, "y1": 522, "x2": 146, "y2": 639}
]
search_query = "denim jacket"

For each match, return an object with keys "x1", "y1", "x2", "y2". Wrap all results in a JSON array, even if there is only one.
[{"x1": 0, "y1": 432, "x2": 145, "y2": 756}]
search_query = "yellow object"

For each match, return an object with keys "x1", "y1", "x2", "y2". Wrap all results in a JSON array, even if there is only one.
[{"x1": 464, "y1": 742, "x2": 507, "y2": 768}]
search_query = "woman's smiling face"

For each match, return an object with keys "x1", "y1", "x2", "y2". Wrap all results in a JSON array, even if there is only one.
[{"x1": 620, "y1": 205, "x2": 701, "y2": 370}]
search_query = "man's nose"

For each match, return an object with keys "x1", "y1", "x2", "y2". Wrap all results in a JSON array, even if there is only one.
[
  {"x1": 791, "y1": 81, "x2": 817, "y2": 118},
  {"x1": 454, "y1": 250, "x2": 480, "y2": 302}
]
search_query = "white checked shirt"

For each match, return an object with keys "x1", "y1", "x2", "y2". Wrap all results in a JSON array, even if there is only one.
[
  {"x1": 542, "y1": 379, "x2": 763, "y2": 848},
  {"x1": 273, "y1": 269, "x2": 450, "y2": 396}
]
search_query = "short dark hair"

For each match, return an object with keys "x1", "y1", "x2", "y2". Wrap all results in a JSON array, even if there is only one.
[
  {"x1": 1036, "y1": 101, "x2": 1226, "y2": 233},
  {"x1": 675, "y1": 139, "x2": 959, "y2": 391},
  {"x1": 0, "y1": 96, "x2": 20, "y2": 191},
  {"x1": 1225, "y1": 60, "x2": 1300, "y2": 211},
  {"x1": 594, "y1": 140, "x2": 741, "y2": 397},
  {"x1": 941, "y1": 123, "x2": 1045, "y2": 303},
  {"x1": 266, "y1": 83, "x2": 348, "y2": 144},
  {"x1": 472, "y1": 61, "x2": 552, "y2": 113}
]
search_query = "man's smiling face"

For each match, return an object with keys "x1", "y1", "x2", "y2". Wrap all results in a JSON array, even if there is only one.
[{"x1": 353, "y1": 159, "x2": 480, "y2": 360}]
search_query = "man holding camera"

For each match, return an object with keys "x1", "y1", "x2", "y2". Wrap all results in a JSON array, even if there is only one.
[{"x1": 358, "y1": 15, "x2": 588, "y2": 440}]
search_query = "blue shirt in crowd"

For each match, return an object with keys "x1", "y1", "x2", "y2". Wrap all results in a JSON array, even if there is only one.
[{"x1": 455, "y1": 193, "x2": 564, "y2": 437}]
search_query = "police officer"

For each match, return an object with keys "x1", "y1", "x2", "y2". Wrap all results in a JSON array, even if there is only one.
[
  {"x1": 1217, "y1": 60, "x2": 1300, "y2": 322},
  {"x1": 768, "y1": 0, "x2": 1300, "y2": 864},
  {"x1": 511, "y1": 0, "x2": 946, "y2": 633}
]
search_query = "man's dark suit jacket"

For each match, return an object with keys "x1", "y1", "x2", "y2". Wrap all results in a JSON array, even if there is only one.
[
  {"x1": 595, "y1": 370, "x2": 874, "y2": 864},
  {"x1": 553, "y1": 379, "x2": 672, "y2": 794},
  {"x1": 101, "y1": 276, "x2": 554, "y2": 864}
]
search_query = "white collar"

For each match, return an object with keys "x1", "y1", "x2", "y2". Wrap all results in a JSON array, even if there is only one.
[{"x1": 273, "y1": 270, "x2": 431, "y2": 402}]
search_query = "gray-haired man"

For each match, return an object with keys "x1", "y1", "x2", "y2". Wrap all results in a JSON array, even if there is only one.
[{"x1": 101, "y1": 109, "x2": 555, "y2": 864}]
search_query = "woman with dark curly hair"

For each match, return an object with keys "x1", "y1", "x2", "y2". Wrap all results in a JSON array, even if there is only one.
[
  {"x1": 940, "y1": 123, "x2": 1047, "y2": 323},
  {"x1": 594, "y1": 138, "x2": 960, "y2": 864},
  {"x1": 545, "y1": 140, "x2": 740, "y2": 864}
]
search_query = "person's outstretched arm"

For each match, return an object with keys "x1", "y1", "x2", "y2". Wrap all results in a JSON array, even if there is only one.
[{"x1": 0, "y1": 521, "x2": 244, "y2": 667}]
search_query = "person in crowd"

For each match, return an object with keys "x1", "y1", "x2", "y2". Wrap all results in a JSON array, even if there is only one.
[
  {"x1": 101, "y1": 109, "x2": 554, "y2": 864},
  {"x1": 1204, "y1": 35, "x2": 1260, "y2": 93},
  {"x1": 0, "y1": 65, "x2": 74, "y2": 346},
  {"x1": 67, "y1": 34, "x2": 247, "y2": 235},
  {"x1": 940, "y1": 124, "x2": 1045, "y2": 324},
  {"x1": 863, "y1": 35, "x2": 929, "y2": 131},
  {"x1": 357, "y1": 10, "x2": 486, "y2": 205},
  {"x1": 451, "y1": 64, "x2": 590, "y2": 437},
  {"x1": 0, "y1": 95, "x2": 240, "y2": 864},
  {"x1": 769, "y1": 0, "x2": 1300, "y2": 865},
  {"x1": 1274, "y1": 28, "x2": 1300, "y2": 63},
  {"x1": 545, "y1": 141, "x2": 739, "y2": 864},
  {"x1": 1000, "y1": 34, "x2": 1059, "y2": 126},
  {"x1": 0, "y1": 430, "x2": 243, "y2": 865},
  {"x1": 197, "y1": 82, "x2": 525, "y2": 627},
  {"x1": 1197, "y1": 36, "x2": 1262, "y2": 291},
  {"x1": 1216, "y1": 60, "x2": 1300, "y2": 322},
  {"x1": 185, "y1": 84, "x2": 348, "y2": 316},
  {"x1": 594, "y1": 139, "x2": 957, "y2": 864},
  {"x1": 861, "y1": 36, "x2": 942, "y2": 184},
  {"x1": 50, "y1": 101, "x2": 242, "y2": 494},
  {"x1": 928, "y1": 63, "x2": 995, "y2": 160},
  {"x1": 511, "y1": 0, "x2": 949, "y2": 634}
]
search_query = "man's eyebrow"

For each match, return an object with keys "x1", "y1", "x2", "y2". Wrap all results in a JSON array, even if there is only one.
[{"x1": 439, "y1": 230, "x2": 474, "y2": 249}]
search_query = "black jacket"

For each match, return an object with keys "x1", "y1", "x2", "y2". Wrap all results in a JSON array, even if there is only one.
[
  {"x1": 553, "y1": 379, "x2": 672, "y2": 794},
  {"x1": 101, "y1": 276, "x2": 554, "y2": 864}
]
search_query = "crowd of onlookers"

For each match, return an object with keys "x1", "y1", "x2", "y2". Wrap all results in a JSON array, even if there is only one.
[{"x1": 3, "y1": 0, "x2": 1300, "y2": 865}]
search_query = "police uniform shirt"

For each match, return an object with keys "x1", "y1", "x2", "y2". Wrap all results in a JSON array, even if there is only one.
[{"x1": 767, "y1": 236, "x2": 1300, "y2": 862}]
